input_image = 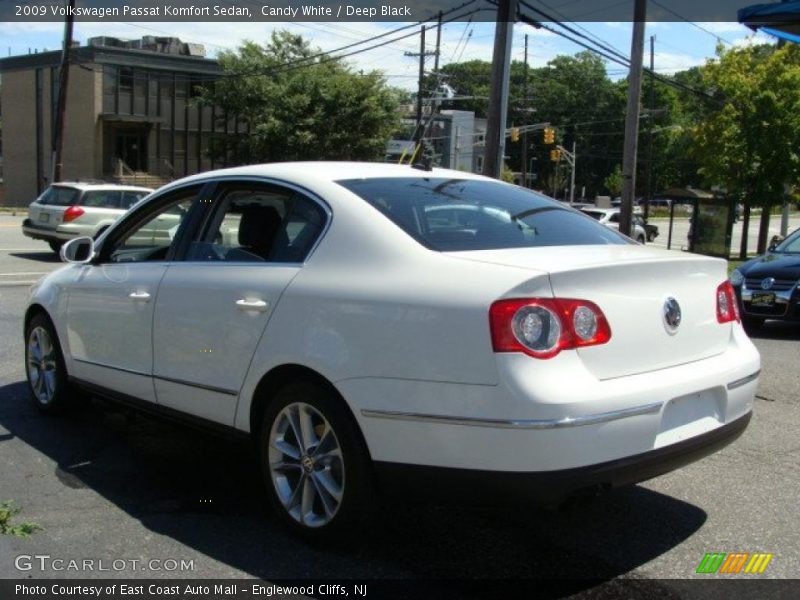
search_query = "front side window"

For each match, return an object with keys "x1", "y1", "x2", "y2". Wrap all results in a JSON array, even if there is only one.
[
  {"x1": 339, "y1": 178, "x2": 628, "y2": 251},
  {"x1": 120, "y1": 191, "x2": 148, "y2": 209},
  {"x1": 186, "y1": 184, "x2": 326, "y2": 263},
  {"x1": 106, "y1": 188, "x2": 198, "y2": 263},
  {"x1": 774, "y1": 229, "x2": 800, "y2": 254}
]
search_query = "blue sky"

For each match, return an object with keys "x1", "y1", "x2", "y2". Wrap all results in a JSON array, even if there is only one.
[{"x1": 0, "y1": 20, "x2": 775, "y2": 89}]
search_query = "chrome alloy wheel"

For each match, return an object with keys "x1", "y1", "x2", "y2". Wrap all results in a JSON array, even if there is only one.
[
  {"x1": 26, "y1": 325, "x2": 58, "y2": 405},
  {"x1": 268, "y1": 401, "x2": 345, "y2": 528}
]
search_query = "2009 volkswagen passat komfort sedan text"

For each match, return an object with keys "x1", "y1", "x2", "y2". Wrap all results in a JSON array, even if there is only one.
[{"x1": 24, "y1": 163, "x2": 760, "y2": 539}]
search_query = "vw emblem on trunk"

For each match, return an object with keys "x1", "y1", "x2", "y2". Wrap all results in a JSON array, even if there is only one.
[
  {"x1": 761, "y1": 277, "x2": 775, "y2": 290},
  {"x1": 663, "y1": 297, "x2": 682, "y2": 333}
]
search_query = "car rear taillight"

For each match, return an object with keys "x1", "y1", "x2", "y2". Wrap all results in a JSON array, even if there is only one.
[
  {"x1": 489, "y1": 298, "x2": 612, "y2": 359},
  {"x1": 62, "y1": 205, "x2": 85, "y2": 222},
  {"x1": 716, "y1": 280, "x2": 740, "y2": 323}
]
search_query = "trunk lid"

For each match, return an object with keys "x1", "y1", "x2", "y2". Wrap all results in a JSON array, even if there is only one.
[
  {"x1": 28, "y1": 201, "x2": 65, "y2": 231},
  {"x1": 447, "y1": 245, "x2": 731, "y2": 380}
]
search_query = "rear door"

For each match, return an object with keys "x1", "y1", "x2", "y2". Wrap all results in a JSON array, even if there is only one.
[{"x1": 152, "y1": 179, "x2": 329, "y2": 424}]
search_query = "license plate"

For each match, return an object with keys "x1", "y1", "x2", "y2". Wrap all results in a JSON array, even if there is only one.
[
  {"x1": 751, "y1": 292, "x2": 775, "y2": 307},
  {"x1": 39, "y1": 212, "x2": 50, "y2": 223}
]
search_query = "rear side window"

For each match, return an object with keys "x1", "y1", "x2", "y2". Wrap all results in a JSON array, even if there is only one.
[
  {"x1": 338, "y1": 178, "x2": 628, "y2": 251},
  {"x1": 36, "y1": 186, "x2": 80, "y2": 206},
  {"x1": 81, "y1": 190, "x2": 122, "y2": 208}
]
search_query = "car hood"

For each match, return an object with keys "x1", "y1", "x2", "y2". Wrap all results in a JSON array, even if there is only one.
[{"x1": 741, "y1": 253, "x2": 800, "y2": 279}]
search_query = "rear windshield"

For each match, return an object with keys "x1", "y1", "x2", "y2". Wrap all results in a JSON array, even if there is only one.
[
  {"x1": 338, "y1": 177, "x2": 628, "y2": 251},
  {"x1": 37, "y1": 186, "x2": 80, "y2": 207}
]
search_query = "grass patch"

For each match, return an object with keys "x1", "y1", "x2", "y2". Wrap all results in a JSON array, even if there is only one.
[{"x1": 0, "y1": 502, "x2": 41, "y2": 537}]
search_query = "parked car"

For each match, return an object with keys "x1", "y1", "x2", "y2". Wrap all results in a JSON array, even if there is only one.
[
  {"x1": 25, "y1": 163, "x2": 759, "y2": 540},
  {"x1": 22, "y1": 182, "x2": 153, "y2": 252},
  {"x1": 634, "y1": 214, "x2": 659, "y2": 242},
  {"x1": 730, "y1": 226, "x2": 800, "y2": 329},
  {"x1": 580, "y1": 207, "x2": 648, "y2": 243}
]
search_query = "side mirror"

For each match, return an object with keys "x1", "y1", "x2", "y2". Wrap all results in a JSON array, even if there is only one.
[
  {"x1": 60, "y1": 236, "x2": 95, "y2": 264},
  {"x1": 768, "y1": 235, "x2": 784, "y2": 252}
]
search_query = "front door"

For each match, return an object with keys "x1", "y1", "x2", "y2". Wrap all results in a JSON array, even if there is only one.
[
  {"x1": 115, "y1": 129, "x2": 148, "y2": 171},
  {"x1": 152, "y1": 181, "x2": 328, "y2": 425},
  {"x1": 66, "y1": 184, "x2": 205, "y2": 402}
]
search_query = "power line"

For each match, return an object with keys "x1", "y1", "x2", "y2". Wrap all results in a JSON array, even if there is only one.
[
  {"x1": 525, "y1": 0, "x2": 629, "y2": 61},
  {"x1": 650, "y1": 0, "x2": 737, "y2": 46},
  {"x1": 75, "y1": 2, "x2": 485, "y2": 86},
  {"x1": 514, "y1": 3, "x2": 725, "y2": 106}
]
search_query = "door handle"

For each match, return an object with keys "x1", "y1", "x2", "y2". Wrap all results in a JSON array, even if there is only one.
[
  {"x1": 236, "y1": 298, "x2": 269, "y2": 312},
  {"x1": 129, "y1": 291, "x2": 151, "y2": 301}
]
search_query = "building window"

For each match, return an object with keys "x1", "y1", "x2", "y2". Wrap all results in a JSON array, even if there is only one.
[{"x1": 119, "y1": 67, "x2": 133, "y2": 92}]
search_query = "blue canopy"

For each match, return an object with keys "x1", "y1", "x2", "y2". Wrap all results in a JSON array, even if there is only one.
[{"x1": 739, "y1": 1, "x2": 800, "y2": 42}]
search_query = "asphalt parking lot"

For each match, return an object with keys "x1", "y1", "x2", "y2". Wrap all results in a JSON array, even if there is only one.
[{"x1": 0, "y1": 214, "x2": 798, "y2": 593}]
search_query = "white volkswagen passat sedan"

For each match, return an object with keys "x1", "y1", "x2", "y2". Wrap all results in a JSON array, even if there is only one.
[{"x1": 24, "y1": 163, "x2": 760, "y2": 539}]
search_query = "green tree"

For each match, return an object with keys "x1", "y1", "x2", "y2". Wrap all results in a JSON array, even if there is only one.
[
  {"x1": 693, "y1": 43, "x2": 800, "y2": 255},
  {"x1": 201, "y1": 31, "x2": 402, "y2": 164},
  {"x1": 604, "y1": 164, "x2": 624, "y2": 196}
]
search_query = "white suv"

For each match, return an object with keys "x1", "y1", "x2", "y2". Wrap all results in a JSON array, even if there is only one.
[{"x1": 22, "y1": 182, "x2": 153, "y2": 252}]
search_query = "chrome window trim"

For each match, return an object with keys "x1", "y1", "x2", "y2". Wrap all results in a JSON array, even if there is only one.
[
  {"x1": 175, "y1": 175, "x2": 333, "y2": 266},
  {"x1": 361, "y1": 401, "x2": 663, "y2": 430}
]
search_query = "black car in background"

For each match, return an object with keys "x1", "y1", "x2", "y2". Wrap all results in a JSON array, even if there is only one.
[
  {"x1": 730, "y1": 227, "x2": 800, "y2": 329},
  {"x1": 633, "y1": 214, "x2": 659, "y2": 242}
]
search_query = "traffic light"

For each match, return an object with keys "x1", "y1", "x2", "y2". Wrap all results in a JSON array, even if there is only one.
[
  {"x1": 550, "y1": 149, "x2": 561, "y2": 162},
  {"x1": 510, "y1": 127, "x2": 520, "y2": 142},
  {"x1": 543, "y1": 127, "x2": 555, "y2": 145}
]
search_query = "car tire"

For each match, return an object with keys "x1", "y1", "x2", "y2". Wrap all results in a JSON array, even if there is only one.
[
  {"x1": 25, "y1": 313, "x2": 72, "y2": 413},
  {"x1": 742, "y1": 316, "x2": 764, "y2": 332},
  {"x1": 48, "y1": 240, "x2": 63, "y2": 253},
  {"x1": 637, "y1": 235, "x2": 646, "y2": 244},
  {"x1": 258, "y1": 380, "x2": 374, "y2": 542}
]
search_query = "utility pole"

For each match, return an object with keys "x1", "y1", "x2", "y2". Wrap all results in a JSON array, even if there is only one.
[
  {"x1": 483, "y1": 0, "x2": 517, "y2": 179},
  {"x1": 51, "y1": 0, "x2": 75, "y2": 183},
  {"x1": 521, "y1": 34, "x2": 529, "y2": 188},
  {"x1": 569, "y1": 140, "x2": 577, "y2": 203},
  {"x1": 413, "y1": 26, "x2": 426, "y2": 144},
  {"x1": 644, "y1": 35, "x2": 655, "y2": 221},
  {"x1": 434, "y1": 11, "x2": 442, "y2": 74},
  {"x1": 555, "y1": 143, "x2": 577, "y2": 203},
  {"x1": 619, "y1": 0, "x2": 647, "y2": 237}
]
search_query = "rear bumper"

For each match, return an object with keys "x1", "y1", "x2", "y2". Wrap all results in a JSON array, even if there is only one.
[
  {"x1": 21, "y1": 218, "x2": 77, "y2": 242},
  {"x1": 375, "y1": 411, "x2": 751, "y2": 506}
]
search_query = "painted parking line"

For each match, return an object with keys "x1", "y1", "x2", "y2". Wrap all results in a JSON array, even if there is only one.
[
  {"x1": 0, "y1": 272, "x2": 50, "y2": 277},
  {"x1": 0, "y1": 281, "x2": 38, "y2": 287}
]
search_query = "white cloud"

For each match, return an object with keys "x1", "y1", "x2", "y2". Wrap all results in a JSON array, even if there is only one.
[
  {"x1": 652, "y1": 50, "x2": 706, "y2": 72},
  {"x1": 731, "y1": 32, "x2": 777, "y2": 48},
  {"x1": 694, "y1": 22, "x2": 750, "y2": 35}
]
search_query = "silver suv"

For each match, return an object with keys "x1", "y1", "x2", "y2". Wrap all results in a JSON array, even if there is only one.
[{"x1": 22, "y1": 182, "x2": 153, "y2": 252}]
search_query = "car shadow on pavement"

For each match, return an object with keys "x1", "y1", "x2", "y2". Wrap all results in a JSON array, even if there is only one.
[
  {"x1": 9, "y1": 252, "x2": 61, "y2": 263},
  {"x1": 0, "y1": 380, "x2": 707, "y2": 590},
  {"x1": 746, "y1": 321, "x2": 800, "y2": 340}
]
